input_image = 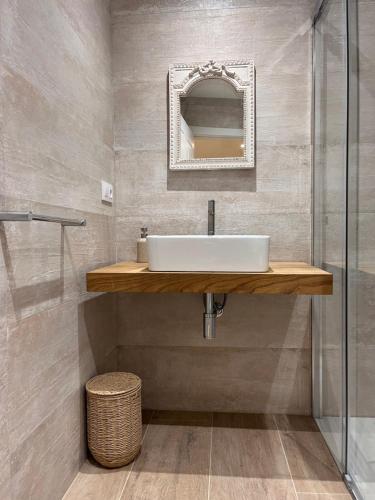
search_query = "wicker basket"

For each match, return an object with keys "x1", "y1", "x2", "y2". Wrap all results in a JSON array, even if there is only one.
[{"x1": 86, "y1": 372, "x2": 142, "y2": 468}]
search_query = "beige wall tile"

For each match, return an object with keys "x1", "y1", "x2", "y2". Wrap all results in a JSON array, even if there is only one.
[
  {"x1": 117, "y1": 293, "x2": 310, "y2": 349},
  {"x1": 112, "y1": 0, "x2": 314, "y2": 16},
  {"x1": 357, "y1": 144, "x2": 375, "y2": 213},
  {"x1": 353, "y1": 270, "x2": 375, "y2": 343},
  {"x1": 10, "y1": 393, "x2": 82, "y2": 500},
  {"x1": 0, "y1": 264, "x2": 10, "y2": 496},
  {"x1": 7, "y1": 301, "x2": 78, "y2": 448},
  {"x1": 358, "y1": 213, "x2": 375, "y2": 267},
  {"x1": 78, "y1": 294, "x2": 118, "y2": 381},
  {"x1": 1, "y1": 0, "x2": 114, "y2": 215},
  {"x1": 116, "y1": 211, "x2": 311, "y2": 264},
  {"x1": 112, "y1": 0, "x2": 313, "y2": 417},
  {"x1": 1, "y1": 200, "x2": 115, "y2": 323},
  {"x1": 349, "y1": 345, "x2": 375, "y2": 417},
  {"x1": 321, "y1": 347, "x2": 344, "y2": 418},
  {"x1": 111, "y1": 0, "x2": 206, "y2": 16},
  {"x1": 116, "y1": 191, "x2": 310, "y2": 216},
  {"x1": 118, "y1": 345, "x2": 311, "y2": 414},
  {"x1": 0, "y1": 1, "x2": 116, "y2": 498},
  {"x1": 115, "y1": 149, "x2": 168, "y2": 196},
  {"x1": 256, "y1": 145, "x2": 311, "y2": 193},
  {"x1": 167, "y1": 167, "x2": 258, "y2": 192},
  {"x1": 1, "y1": 0, "x2": 315, "y2": 497},
  {"x1": 1, "y1": 69, "x2": 113, "y2": 213},
  {"x1": 1, "y1": 204, "x2": 117, "y2": 494}
]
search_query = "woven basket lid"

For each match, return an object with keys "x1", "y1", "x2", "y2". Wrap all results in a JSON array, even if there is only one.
[{"x1": 86, "y1": 372, "x2": 141, "y2": 396}]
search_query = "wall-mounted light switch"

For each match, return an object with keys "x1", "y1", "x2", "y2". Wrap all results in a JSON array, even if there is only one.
[{"x1": 101, "y1": 180, "x2": 113, "y2": 204}]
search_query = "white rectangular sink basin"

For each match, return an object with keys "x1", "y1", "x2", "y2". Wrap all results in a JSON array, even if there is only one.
[{"x1": 147, "y1": 235, "x2": 270, "y2": 272}]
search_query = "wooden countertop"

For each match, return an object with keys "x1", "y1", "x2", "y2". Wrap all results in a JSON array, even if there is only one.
[{"x1": 86, "y1": 261, "x2": 333, "y2": 295}]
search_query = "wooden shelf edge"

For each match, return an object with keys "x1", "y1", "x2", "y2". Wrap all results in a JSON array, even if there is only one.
[{"x1": 87, "y1": 261, "x2": 333, "y2": 295}]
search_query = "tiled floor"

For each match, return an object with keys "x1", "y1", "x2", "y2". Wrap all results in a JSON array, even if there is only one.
[{"x1": 63, "y1": 411, "x2": 351, "y2": 500}]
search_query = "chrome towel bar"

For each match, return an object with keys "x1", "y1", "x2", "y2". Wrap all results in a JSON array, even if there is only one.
[{"x1": 0, "y1": 211, "x2": 86, "y2": 227}]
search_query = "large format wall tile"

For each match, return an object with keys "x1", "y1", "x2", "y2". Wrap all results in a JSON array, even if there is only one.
[
  {"x1": 118, "y1": 345, "x2": 311, "y2": 414},
  {"x1": 112, "y1": 0, "x2": 315, "y2": 15},
  {"x1": 1, "y1": 199, "x2": 115, "y2": 323},
  {"x1": 116, "y1": 211, "x2": 311, "y2": 266},
  {"x1": 0, "y1": 1, "x2": 116, "y2": 498},
  {"x1": 1, "y1": 1, "x2": 114, "y2": 215},
  {"x1": 112, "y1": 0, "x2": 313, "y2": 415},
  {"x1": 10, "y1": 393, "x2": 82, "y2": 500},
  {"x1": 0, "y1": 262, "x2": 10, "y2": 498},
  {"x1": 118, "y1": 293, "x2": 310, "y2": 349},
  {"x1": 7, "y1": 302, "x2": 78, "y2": 449},
  {"x1": 1, "y1": 0, "x2": 314, "y2": 495}
]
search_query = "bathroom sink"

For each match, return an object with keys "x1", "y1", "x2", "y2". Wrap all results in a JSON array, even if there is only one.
[{"x1": 147, "y1": 235, "x2": 270, "y2": 272}]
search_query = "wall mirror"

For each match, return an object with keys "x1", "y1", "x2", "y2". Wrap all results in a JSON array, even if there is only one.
[{"x1": 169, "y1": 60, "x2": 255, "y2": 170}]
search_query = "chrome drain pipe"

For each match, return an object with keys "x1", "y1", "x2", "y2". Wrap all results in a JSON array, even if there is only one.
[
  {"x1": 203, "y1": 293, "x2": 227, "y2": 339},
  {"x1": 203, "y1": 293, "x2": 216, "y2": 339}
]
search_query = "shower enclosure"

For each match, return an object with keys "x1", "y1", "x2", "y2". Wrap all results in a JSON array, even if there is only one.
[{"x1": 313, "y1": 0, "x2": 375, "y2": 498}]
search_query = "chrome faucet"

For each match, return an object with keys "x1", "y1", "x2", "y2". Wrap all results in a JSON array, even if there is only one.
[
  {"x1": 203, "y1": 200, "x2": 226, "y2": 339},
  {"x1": 204, "y1": 200, "x2": 216, "y2": 339},
  {"x1": 208, "y1": 200, "x2": 215, "y2": 236}
]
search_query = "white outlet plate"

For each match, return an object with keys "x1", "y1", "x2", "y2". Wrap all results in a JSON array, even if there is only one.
[{"x1": 101, "y1": 180, "x2": 113, "y2": 204}]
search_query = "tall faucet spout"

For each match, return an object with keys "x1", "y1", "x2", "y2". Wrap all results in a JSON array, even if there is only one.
[
  {"x1": 204, "y1": 200, "x2": 216, "y2": 338},
  {"x1": 208, "y1": 200, "x2": 215, "y2": 236}
]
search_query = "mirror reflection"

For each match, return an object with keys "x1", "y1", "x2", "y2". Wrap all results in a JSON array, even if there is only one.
[{"x1": 180, "y1": 79, "x2": 244, "y2": 160}]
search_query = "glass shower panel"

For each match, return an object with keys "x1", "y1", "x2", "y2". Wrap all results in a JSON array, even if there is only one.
[
  {"x1": 312, "y1": 0, "x2": 348, "y2": 469},
  {"x1": 347, "y1": 0, "x2": 375, "y2": 497}
]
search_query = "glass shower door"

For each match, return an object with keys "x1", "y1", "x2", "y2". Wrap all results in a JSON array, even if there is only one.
[
  {"x1": 312, "y1": 0, "x2": 348, "y2": 470},
  {"x1": 346, "y1": 0, "x2": 375, "y2": 497},
  {"x1": 314, "y1": 0, "x2": 375, "y2": 496}
]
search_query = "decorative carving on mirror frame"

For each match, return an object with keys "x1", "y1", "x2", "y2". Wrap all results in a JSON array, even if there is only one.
[
  {"x1": 169, "y1": 60, "x2": 255, "y2": 170},
  {"x1": 188, "y1": 60, "x2": 237, "y2": 79}
]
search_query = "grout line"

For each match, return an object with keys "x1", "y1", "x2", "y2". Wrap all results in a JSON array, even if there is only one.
[
  {"x1": 207, "y1": 413, "x2": 214, "y2": 500},
  {"x1": 116, "y1": 451, "x2": 135, "y2": 499},
  {"x1": 273, "y1": 415, "x2": 299, "y2": 500},
  {"x1": 117, "y1": 410, "x2": 155, "y2": 500}
]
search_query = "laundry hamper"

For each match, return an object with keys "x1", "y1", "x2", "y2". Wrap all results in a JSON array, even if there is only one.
[{"x1": 86, "y1": 372, "x2": 142, "y2": 468}]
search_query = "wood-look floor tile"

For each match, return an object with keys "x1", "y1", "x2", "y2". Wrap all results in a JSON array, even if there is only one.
[
  {"x1": 210, "y1": 413, "x2": 297, "y2": 499},
  {"x1": 62, "y1": 459, "x2": 131, "y2": 500},
  {"x1": 211, "y1": 477, "x2": 297, "y2": 500},
  {"x1": 275, "y1": 415, "x2": 349, "y2": 495},
  {"x1": 297, "y1": 494, "x2": 352, "y2": 499},
  {"x1": 64, "y1": 415, "x2": 153, "y2": 500},
  {"x1": 120, "y1": 411, "x2": 211, "y2": 500}
]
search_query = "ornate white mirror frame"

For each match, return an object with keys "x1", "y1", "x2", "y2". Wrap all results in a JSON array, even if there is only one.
[{"x1": 168, "y1": 60, "x2": 255, "y2": 170}]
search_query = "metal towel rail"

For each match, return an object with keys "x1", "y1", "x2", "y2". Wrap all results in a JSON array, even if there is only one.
[{"x1": 0, "y1": 211, "x2": 86, "y2": 227}]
